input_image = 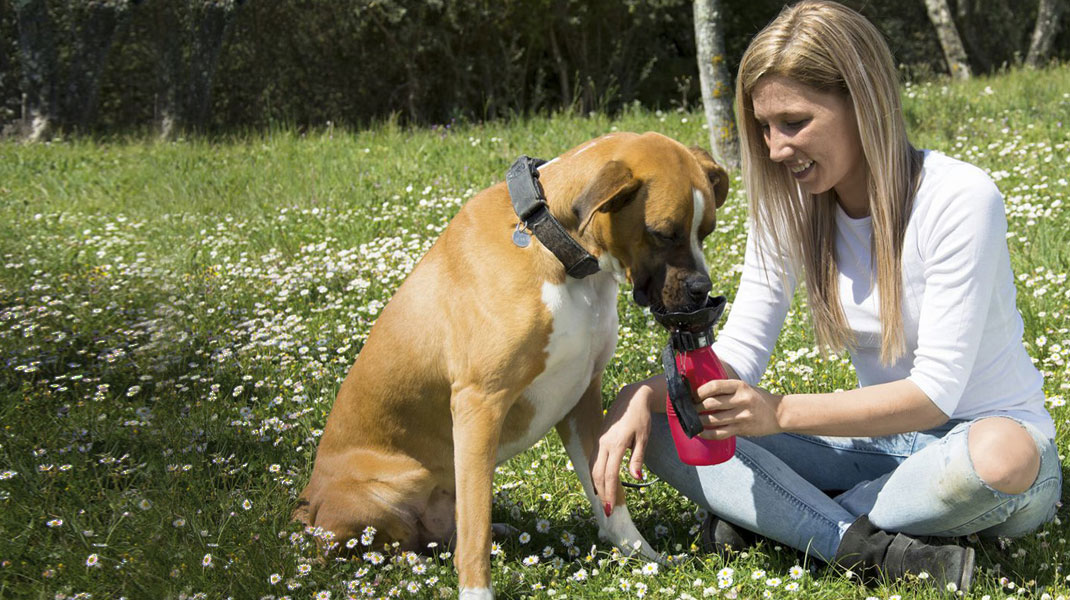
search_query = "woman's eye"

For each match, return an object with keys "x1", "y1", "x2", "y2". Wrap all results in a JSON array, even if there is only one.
[{"x1": 785, "y1": 119, "x2": 809, "y2": 129}]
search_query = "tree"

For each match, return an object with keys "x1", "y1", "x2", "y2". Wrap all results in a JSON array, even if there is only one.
[
  {"x1": 150, "y1": 0, "x2": 240, "y2": 137},
  {"x1": 693, "y1": 0, "x2": 739, "y2": 169},
  {"x1": 13, "y1": 0, "x2": 57, "y2": 141},
  {"x1": 63, "y1": 1, "x2": 132, "y2": 131},
  {"x1": 1026, "y1": 0, "x2": 1066, "y2": 67},
  {"x1": 922, "y1": 0, "x2": 972, "y2": 80}
]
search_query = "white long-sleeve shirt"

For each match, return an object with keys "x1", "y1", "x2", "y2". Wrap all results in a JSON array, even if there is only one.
[{"x1": 713, "y1": 150, "x2": 1054, "y2": 438}]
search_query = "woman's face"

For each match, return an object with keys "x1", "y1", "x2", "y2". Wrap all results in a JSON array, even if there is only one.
[{"x1": 751, "y1": 75, "x2": 868, "y2": 217}]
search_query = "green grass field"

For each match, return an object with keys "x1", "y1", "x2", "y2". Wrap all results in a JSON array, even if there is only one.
[{"x1": 1, "y1": 64, "x2": 1069, "y2": 599}]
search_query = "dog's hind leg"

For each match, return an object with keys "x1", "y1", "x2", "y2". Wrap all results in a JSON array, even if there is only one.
[{"x1": 556, "y1": 376, "x2": 661, "y2": 562}]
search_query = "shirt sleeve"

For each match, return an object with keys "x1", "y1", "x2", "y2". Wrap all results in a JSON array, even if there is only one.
[
  {"x1": 906, "y1": 171, "x2": 1007, "y2": 417},
  {"x1": 713, "y1": 226, "x2": 796, "y2": 385}
]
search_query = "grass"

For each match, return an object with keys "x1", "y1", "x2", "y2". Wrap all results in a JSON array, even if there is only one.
[{"x1": 0, "y1": 63, "x2": 1069, "y2": 599}]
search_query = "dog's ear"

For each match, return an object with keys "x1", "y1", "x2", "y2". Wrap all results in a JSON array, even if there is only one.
[
  {"x1": 689, "y1": 146, "x2": 729, "y2": 208},
  {"x1": 574, "y1": 160, "x2": 641, "y2": 235}
]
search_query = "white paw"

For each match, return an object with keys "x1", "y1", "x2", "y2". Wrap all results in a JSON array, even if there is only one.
[
  {"x1": 459, "y1": 587, "x2": 494, "y2": 600},
  {"x1": 598, "y1": 504, "x2": 662, "y2": 563}
]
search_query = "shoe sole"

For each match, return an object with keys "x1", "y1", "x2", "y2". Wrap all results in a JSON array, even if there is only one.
[{"x1": 959, "y1": 546, "x2": 976, "y2": 592}]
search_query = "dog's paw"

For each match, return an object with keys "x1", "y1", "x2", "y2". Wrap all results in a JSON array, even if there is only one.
[{"x1": 459, "y1": 587, "x2": 494, "y2": 600}]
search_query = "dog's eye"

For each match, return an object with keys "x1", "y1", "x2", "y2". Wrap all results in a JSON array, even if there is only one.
[{"x1": 646, "y1": 228, "x2": 676, "y2": 245}]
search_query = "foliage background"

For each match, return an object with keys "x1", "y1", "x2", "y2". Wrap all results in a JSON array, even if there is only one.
[{"x1": 1, "y1": 0, "x2": 1069, "y2": 134}]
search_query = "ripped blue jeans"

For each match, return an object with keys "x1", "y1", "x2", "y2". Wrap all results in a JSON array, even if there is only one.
[{"x1": 644, "y1": 415, "x2": 1062, "y2": 561}]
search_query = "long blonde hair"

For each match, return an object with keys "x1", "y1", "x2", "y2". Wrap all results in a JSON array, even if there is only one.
[{"x1": 736, "y1": 0, "x2": 922, "y2": 364}]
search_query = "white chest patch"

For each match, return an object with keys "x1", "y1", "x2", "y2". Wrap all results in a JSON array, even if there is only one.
[{"x1": 496, "y1": 273, "x2": 620, "y2": 463}]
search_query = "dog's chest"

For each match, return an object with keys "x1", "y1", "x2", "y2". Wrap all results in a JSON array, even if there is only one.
[{"x1": 496, "y1": 275, "x2": 619, "y2": 462}]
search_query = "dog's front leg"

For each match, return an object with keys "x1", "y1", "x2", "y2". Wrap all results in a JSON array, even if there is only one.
[
  {"x1": 555, "y1": 376, "x2": 660, "y2": 562},
  {"x1": 451, "y1": 386, "x2": 507, "y2": 600}
]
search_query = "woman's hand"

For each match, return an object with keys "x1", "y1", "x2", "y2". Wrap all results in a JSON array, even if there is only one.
[
  {"x1": 590, "y1": 377, "x2": 662, "y2": 513},
  {"x1": 693, "y1": 379, "x2": 785, "y2": 439}
]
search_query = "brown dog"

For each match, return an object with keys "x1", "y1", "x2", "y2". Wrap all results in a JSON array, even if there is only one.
[{"x1": 294, "y1": 132, "x2": 728, "y2": 599}]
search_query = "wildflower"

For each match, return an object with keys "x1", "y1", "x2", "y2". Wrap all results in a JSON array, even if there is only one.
[
  {"x1": 202, "y1": 553, "x2": 213, "y2": 568},
  {"x1": 242, "y1": 499, "x2": 253, "y2": 510},
  {"x1": 0, "y1": 471, "x2": 15, "y2": 480},
  {"x1": 642, "y1": 562, "x2": 659, "y2": 576},
  {"x1": 361, "y1": 526, "x2": 376, "y2": 546},
  {"x1": 173, "y1": 518, "x2": 186, "y2": 528},
  {"x1": 139, "y1": 499, "x2": 152, "y2": 510},
  {"x1": 46, "y1": 519, "x2": 63, "y2": 528},
  {"x1": 766, "y1": 577, "x2": 781, "y2": 587},
  {"x1": 788, "y1": 565, "x2": 805, "y2": 579},
  {"x1": 363, "y1": 552, "x2": 384, "y2": 565},
  {"x1": 412, "y1": 563, "x2": 427, "y2": 575},
  {"x1": 523, "y1": 555, "x2": 539, "y2": 566},
  {"x1": 519, "y1": 532, "x2": 531, "y2": 544},
  {"x1": 751, "y1": 569, "x2": 766, "y2": 580},
  {"x1": 296, "y1": 563, "x2": 311, "y2": 576},
  {"x1": 314, "y1": 591, "x2": 331, "y2": 600},
  {"x1": 269, "y1": 573, "x2": 282, "y2": 584},
  {"x1": 635, "y1": 582, "x2": 648, "y2": 597},
  {"x1": 542, "y1": 546, "x2": 554, "y2": 558},
  {"x1": 560, "y1": 531, "x2": 576, "y2": 547},
  {"x1": 536, "y1": 519, "x2": 550, "y2": 533},
  {"x1": 490, "y1": 542, "x2": 502, "y2": 556},
  {"x1": 572, "y1": 568, "x2": 588, "y2": 581},
  {"x1": 785, "y1": 582, "x2": 800, "y2": 592},
  {"x1": 86, "y1": 554, "x2": 100, "y2": 568},
  {"x1": 346, "y1": 538, "x2": 359, "y2": 549}
]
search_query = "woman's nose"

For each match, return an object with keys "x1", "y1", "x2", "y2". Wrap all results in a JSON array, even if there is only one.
[{"x1": 765, "y1": 127, "x2": 793, "y2": 162}]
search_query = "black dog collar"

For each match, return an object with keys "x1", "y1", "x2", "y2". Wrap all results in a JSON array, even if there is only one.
[{"x1": 506, "y1": 156, "x2": 600, "y2": 279}]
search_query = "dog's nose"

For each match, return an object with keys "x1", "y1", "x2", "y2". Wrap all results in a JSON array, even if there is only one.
[{"x1": 685, "y1": 273, "x2": 712, "y2": 302}]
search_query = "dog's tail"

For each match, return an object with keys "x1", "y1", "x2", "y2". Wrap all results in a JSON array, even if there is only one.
[{"x1": 294, "y1": 448, "x2": 432, "y2": 552}]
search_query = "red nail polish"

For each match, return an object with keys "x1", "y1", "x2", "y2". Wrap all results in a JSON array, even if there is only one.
[
  {"x1": 604, "y1": 502, "x2": 613, "y2": 517},
  {"x1": 634, "y1": 469, "x2": 644, "y2": 481}
]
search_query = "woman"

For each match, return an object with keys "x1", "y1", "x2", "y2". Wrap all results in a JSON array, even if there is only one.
[{"x1": 590, "y1": 0, "x2": 1060, "y2": 591}]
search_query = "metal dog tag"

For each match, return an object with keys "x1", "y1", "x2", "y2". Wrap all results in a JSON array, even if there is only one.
[{"x1": 512, "y1": 223, "x2": 532, "y2": 248}]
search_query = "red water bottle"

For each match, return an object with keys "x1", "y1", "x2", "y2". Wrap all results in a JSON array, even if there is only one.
[{"x1": 654, "y1": 295, "x2": 736, "y2": 466}]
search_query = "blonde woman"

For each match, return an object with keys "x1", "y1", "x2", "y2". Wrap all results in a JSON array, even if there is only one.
[{"x1": 591, "y1": 0, "x2": 1059, "y2": 590}]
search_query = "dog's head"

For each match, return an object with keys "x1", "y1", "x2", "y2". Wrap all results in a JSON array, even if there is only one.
[{"x1": 571, "y1": 132, "x2": 729, "y2": 313}]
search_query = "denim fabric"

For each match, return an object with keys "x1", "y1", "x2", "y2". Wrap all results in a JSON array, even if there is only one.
[{"x1": 644, "y1": 414, "x2": 1061, "y2": 561}]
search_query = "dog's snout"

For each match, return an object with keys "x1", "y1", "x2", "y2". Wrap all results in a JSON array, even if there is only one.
[{"x1": 686, "y1": 273, "x2": 712, "y2": 302}]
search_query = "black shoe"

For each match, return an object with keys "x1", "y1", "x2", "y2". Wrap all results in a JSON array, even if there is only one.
[
  {"x1": 833, "y1": 515, "x2": 975, "y2": 591},
  {"x1": 700, "y1": 514, "x2": 760, "y2": 554}
]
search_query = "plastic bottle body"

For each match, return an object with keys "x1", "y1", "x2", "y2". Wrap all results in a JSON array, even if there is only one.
[{"x1": 664, "y1": 346, "x2": 736, "y2": 466}]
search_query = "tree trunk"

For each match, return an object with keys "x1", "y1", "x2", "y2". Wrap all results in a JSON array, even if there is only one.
[
  {"x1": 1026, "y1": 0, "x2": 1066, "y2": 67},
  {"x1": 547, "y1": 20, "x2": 571, "y2": 108},
  {"x1": 953, "y1": 0, "x2": 991, "y2": 73},
  {"x1": 63, "y1": 1, "x2": 130, "y2": 131},
  {"x1": 13, "y1": 0, "x2": 57, "y2": 141},
  {"x1": 185, "y1": 1, "x2": 235, "y2": 131},
  {"x1": 922, "y1": 0, "x2": 972, "y2": 80},
  {"x1": 151, "y1": 0, "x2": 182, "y2": 138},
  {"x1": 692, "y1": 0, "x2": 739, "y2": 169}
]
